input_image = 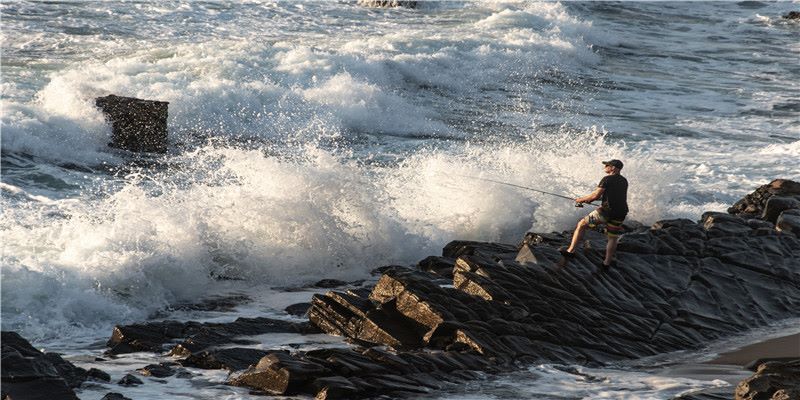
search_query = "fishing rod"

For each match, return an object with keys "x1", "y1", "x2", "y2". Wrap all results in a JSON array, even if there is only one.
[{"x1": 457, "y1": 175, "x2": 599, "y2": 208}]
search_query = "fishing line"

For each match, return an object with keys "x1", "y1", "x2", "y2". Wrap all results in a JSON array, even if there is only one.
[{"x1": 455, "y1": 174, "x2": 599, "y2": 208}]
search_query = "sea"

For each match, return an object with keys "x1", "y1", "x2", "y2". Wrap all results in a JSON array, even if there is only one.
[{"x1": 2, "y1": 1, "x2": 799, "y2": 399}]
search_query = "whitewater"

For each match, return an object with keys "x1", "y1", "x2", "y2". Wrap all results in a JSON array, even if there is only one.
[{"x1": 2, "y1": 1, "x2": 799, "y2": 399}]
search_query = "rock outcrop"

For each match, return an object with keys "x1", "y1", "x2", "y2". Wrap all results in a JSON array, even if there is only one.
[
  {"x1": 783, "y1": 11, "x2": 800, "y2": 20},
  {"x1": 95, "y1": 94, "x2": 169, "y2": 153},
  {"x1": 8, "y1": 179, "x2": 795, "y2": 399},
  {"x1": 735, "y1": 359, "x2": 800, "y2": 400},
  {"x1": 1, "y1": 331, "x2": 91, "y2": 400},
  {"x1": 357, "y1": 0, "x2": 417, "y2": 8},
  {"x1": 728, "y1": 179, "x2": 800, "y2": 219}
]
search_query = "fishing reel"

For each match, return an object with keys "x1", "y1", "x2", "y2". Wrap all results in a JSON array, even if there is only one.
[{"x1": 574, "y1": 202, "x2": 584, "y2": 208}]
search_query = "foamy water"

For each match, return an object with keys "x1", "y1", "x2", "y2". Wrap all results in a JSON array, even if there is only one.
[{"x1": 2, "y1": 1, "x2": 799, "y2": 398}]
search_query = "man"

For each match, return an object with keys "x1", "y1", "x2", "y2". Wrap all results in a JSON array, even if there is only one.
[{"x1": 560, "y1": 159, "x2": 628, "y2": 269}]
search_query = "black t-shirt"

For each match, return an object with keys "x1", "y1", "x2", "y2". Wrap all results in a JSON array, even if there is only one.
[{"x1": 598, "y1": 174, "x2": 628, "y2": 220}]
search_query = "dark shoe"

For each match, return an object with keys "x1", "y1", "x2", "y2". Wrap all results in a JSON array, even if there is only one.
[{"x1": 559, "y1": 247, "x2": 576, "y2": 258}]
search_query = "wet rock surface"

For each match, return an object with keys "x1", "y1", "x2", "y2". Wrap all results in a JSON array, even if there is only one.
[
  {"x1": 106, "y1": 316, "x2": 320, "y2": 355},
  {"x1": 3, "y1": 180, "x2": 799, "y2": 399},
  {"x1": 735, "y1": 359, "x2": 800, "y2": 400},
  {"x1": 95, "y1": 94, "x2": 169, "y2": 153},
  {"x1": 1, "y1": 331, "x2": 88, "y2": 400}
]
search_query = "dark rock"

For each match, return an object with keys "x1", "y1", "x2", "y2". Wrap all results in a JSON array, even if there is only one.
[
  {"x1": 728, "y1": 179, "x2": 800, "y2": 218},
  {"x1": 313, "y1": 279, "x2": 349, "y2": 289},
  {"x1": 228, "y1": 352, "x2": 328, "y2": 395},
  {"x1": 137, "y1": 363, "x2": 176, "y2": 378},
  {"x1": 87, "y1": 368, "x2": 111, "y2": 382},
  {"x1": 735, "y1": 359, "x2": 800, "y2": 400},
  {"x1": 107, "y1": 317, "x2": 317, "y2": 355},
  {"x1": 182, "y1": 348, "x2": 271, "y2": 371},
  {"x1": 777, "y1": 209, "x2": 800, "y2": 235},
  {"x1": 783, "y1": 11, "x2": 800, "y2": 19},
  {"x1": 285, "y1": 302, "x2": 312, "y2": 316},
  {"x1": 95, "y1": 94, "x2": 169, "y2": 153},
  {"x1": 1, "y1": 331, "x2": 83, "y2": 400},
  {"x1": 762, "y1": 196, "x2": 800, "y2": 223},
  {"x1": 167, "y1": 294, "x2": 250, "y2": 313},
  {"x1": 312, "y1": 376, "x2": 361, "y2": 399},
  {"x1": 417, "y1": 256, "x2": 456, "y2": 279},
  {"x1": 357, "y1": 0, "x2": 417, "y2": 8},
  {"x1": 101, "y1": 393, "x2": 132, "y2": 400},
  {"x1": 117, "y1": 374, "x2": 143, "y2": 386}
]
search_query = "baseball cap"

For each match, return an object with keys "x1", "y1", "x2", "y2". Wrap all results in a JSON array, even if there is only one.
[{"x1": 602, "y1": 159, "x2": 624, "y2": 169}]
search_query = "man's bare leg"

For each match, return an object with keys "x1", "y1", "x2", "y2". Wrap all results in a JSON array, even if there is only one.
[
  {"x1": 604, "y1": 235, "x2": 619, "y2": 266},
  {"x1": 566, "y1": 218, "x2": 589, "y2": 254}
]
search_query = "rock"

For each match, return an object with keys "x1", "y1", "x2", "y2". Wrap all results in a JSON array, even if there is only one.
[
  {"x1": 228, "y1": 352, "x2": 328, "y2": 395},
  {"x1": 312, "y1": 376, "x2": 361, "y2": 399},
  {"x1": 95, "y1": 94, "x2": 169, "y2": 153},
  {"x1": 101, "y1": 393, "x2": 132, "y2": 400},
  {"x1": 735, "y1": 359, "x2": 800, "y2": 400},
  {"x1": 777, "y1": 209, "x2": 800, "y2": 235},
  {"x1": 728, "y1": 179, "x2": 800, "y2": 219},
  {"x1": 762, "y1": 196, "x2": 800, "y2": 223},
  {"x1": 137, "y1": 363, "x2": 176, "y2": 378},
  {"x1": 1, "y1": 331, "x2": 83, "y2": 400},
  {"x1": 182, "y1": 348, "x2": 272, "y2": 371},
  {"x1": 87, "y1": 368, "x2": 111, "y2": 382},
  {"x1": 117, "y1": 374, "x2": 143, "y2": 386},
  {"x1": 313, "y1": 279, "x2": 349, "y2": 289},
  {"x1": 783, "y1": 11, "x2": 800, "y2": 19},
  {"x1": 106, "y1": 317, "x2": 318, "y2": 355},
  {"x1": 285, "y1": 302, "x2": 312, "y2": 316},
  {"x1": 357, "y1": 0, "x2": 417, "y2": 8}
]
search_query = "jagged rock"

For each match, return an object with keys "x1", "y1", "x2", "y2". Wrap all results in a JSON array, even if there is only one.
[
  {"x1": 777, "y1": 209, "x2": 800, "y2": 235},
  {"x1": 783, "y1": 11, "x2": 800, "y2": 19},
  {"x1": 95, "y1": 94, "x2": 169, "y2": 153},
  {"x1": 1, "y1": 331, "x2": 83, "y2": 400},
  {"x1": 106, "y1": 317, "x2": 319, "y2": 355},
  {"x1": 229, "y1": 352, "x2": 328, "y2": 395},
  {"x1": 137, "y1": 363, "x2": 176, "y2": 377},
  {"x1": 312, "y1": 375, "x2": 361, "y2": 399},
  {"x1": 735, "y1": 359, "x2": 800, "y2": 400},
  {"x1": 357, "y1": 0, "x2": 417, "y2": 8},
  {"x1": 117, "y1": 374, "x2": 143, "y2": 386},
  {"x1": 762, "y1": 196, "x2": 800, "y2": 223},
  {"x1": 181, "y1": 348, "x2": 271, "y2": 371},
  {"x1": 101, "y1": 393, "x2": 132, "y2": 400},
  {"x1": 87, "y1": 368, "x2": 111, "y2": 382},
  {"x1": 728, "y1": 179, "x2": 800, "y2": 219},
  {"x1": 286, "y1": 302, "x2": 312, "y2": 316}
]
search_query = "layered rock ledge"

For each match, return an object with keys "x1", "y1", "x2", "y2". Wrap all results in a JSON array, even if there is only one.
[{"x1": 3, "y1": 179, "x2": 799, "y2": 399}]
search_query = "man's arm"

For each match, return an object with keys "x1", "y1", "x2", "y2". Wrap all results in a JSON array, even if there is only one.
[{"x1": 576, "y1": 187, "x2": 604, "y2": 204}]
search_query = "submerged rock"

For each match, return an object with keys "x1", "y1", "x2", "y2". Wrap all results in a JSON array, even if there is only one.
[{"x1": 357, "y1": 0, "x2": 417, "y2": 8}]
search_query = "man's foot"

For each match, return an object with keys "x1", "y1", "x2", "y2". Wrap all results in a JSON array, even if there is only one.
[
  {"x1": 600, "y1": 260, "x2": 618, "y2": 270},
  {"x1": 559, "y1": 247, "x2": 576, "y2": 258}
]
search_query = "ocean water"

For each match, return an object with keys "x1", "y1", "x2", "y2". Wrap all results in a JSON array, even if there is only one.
[{"x1": 1, "y1": 1, "x2": 799, "y2": 399}]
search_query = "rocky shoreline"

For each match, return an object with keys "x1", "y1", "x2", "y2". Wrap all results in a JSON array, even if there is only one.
[{"x1": 3, "y1": 179, "x2": 800, "y2": 400}]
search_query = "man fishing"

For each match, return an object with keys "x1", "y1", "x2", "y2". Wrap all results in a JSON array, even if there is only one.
[{"x1": 560, "y1": 159, "x2": 628, "y2": 269}]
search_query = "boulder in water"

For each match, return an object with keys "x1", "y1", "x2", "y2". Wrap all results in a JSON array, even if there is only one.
[
  {"x1": 783, "y1": 11, "x2": 800, "y2": 19},
  {"x1": 357, "y1": 0, "x2": 417, "y2": 8},
  {"x1": 95, "y1": 94, "x2": 169, "y2": 153}
]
